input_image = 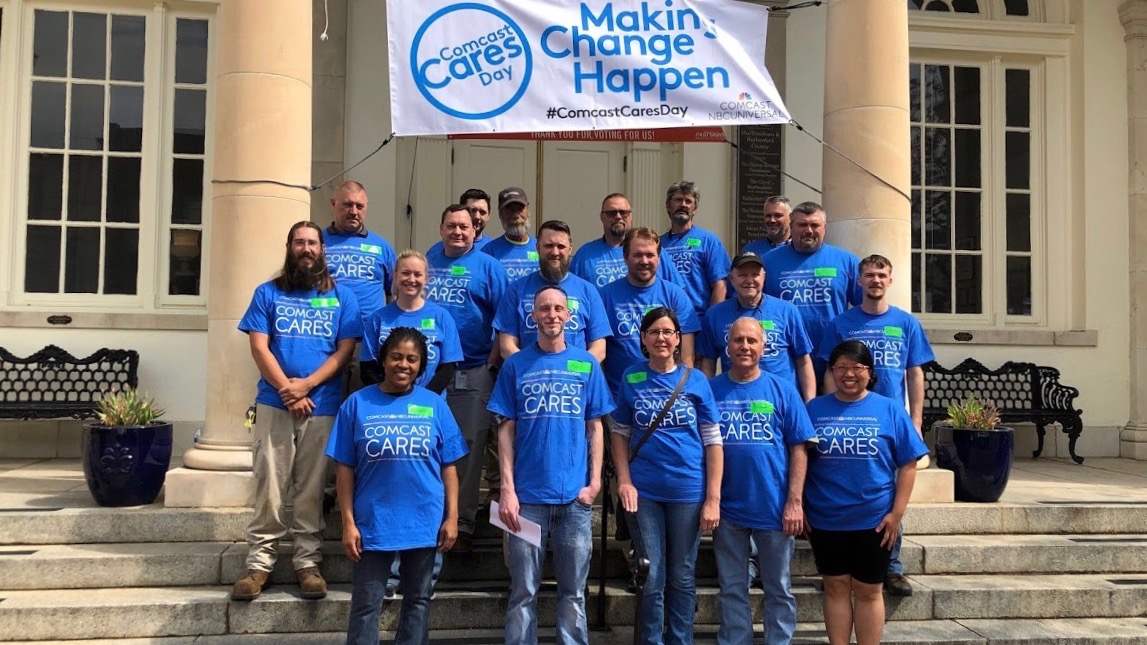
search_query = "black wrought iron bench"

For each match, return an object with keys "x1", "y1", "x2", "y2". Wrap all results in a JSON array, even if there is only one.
[
  {"x1": 922, "y1": 358, "x2": 1084, "y2": 465},
  {"x1": 0, "y1": 345, "x2": 139, "y2": 420}
]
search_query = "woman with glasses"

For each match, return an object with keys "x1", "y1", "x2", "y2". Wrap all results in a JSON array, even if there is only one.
[
  {"x1": 610, "y1": 306, "x2": 723, "y2": 644},
  {"x1": 804, "y1": 340, "x2": 928, "y2": 645}
]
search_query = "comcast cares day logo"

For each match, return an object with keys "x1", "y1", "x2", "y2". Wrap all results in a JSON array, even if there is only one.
[{"x1": 410, "y1": 4, "x2": 533, "y2": 120}]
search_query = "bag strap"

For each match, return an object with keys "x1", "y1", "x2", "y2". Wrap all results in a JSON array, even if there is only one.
[{"x1": 628, "y1": 367, "x2": 692, "y2": 464}]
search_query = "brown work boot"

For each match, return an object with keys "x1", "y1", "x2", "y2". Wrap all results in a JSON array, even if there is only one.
[
  {"x1": 231, "y1": 569, "x2": 271, "y2": 601},
  {"x1": 297, "y1": 566, "x2": 328, "y2": 599}
]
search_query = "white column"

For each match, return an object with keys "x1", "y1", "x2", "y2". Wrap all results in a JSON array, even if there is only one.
[
  {"x1": 167, "y1": 0, "x2": 314, "y2": 506},
  {"x1": 1121, "y1": 0, "x2": 1147, "y2": 459}
]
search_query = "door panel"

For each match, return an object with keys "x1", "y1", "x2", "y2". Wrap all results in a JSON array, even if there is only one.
[
  {"x1": 540, "y1": 142, "x2": 626, "y2": 249},
  {"x1": 451, "y1": 140, "x2": 537, "y2": 240}
]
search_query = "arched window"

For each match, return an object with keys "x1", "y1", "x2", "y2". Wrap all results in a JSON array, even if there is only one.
[{"x1": 908, "y1": 0, "x2": 981, "y2": 13}]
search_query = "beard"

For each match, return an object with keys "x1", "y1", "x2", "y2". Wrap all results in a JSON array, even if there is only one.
[
  {"x1": 539, "y1": 256, "x2": 570, "y2": 282},
  {"x1": 670, "y1": 210, "x2": 692, "y2": 228},
  {"x1": 504, "y1": 221, "x2": 529, "y2": 239},
  {"x1": 539, "y1": 324, "x2": 565, "y2": 340},
  {"x1": 287, "y1": 255, "x2": 326, "y2": 290},
  {"x1": 609, "y1": 221, "x2": 628, "y2": 238}
]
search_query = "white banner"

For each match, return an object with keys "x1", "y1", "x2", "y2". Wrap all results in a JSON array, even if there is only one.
[{"x1": 386, "y1": 0, "x2": 790, "y2": 136}]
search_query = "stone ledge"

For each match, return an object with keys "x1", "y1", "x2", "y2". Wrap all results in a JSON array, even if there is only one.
[
  {"x1": 925, "y1": 328, "x2": 1098, "y2": 347},
  {"x1": 0, "y1": 310, "x2": 207, "y2": 331},
  {"x1": 164, "y1": 468, "x2": 256, "y2": 508}
]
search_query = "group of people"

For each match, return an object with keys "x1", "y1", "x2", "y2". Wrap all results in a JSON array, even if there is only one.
[{"x1": 229, "y1": 178, "x2": 935, "y2": 645}]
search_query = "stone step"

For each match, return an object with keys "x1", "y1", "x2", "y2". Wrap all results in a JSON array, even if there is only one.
[
  {"x1": 9, "y1": 533, "x2": 1147, "y2": 591},
  {"x1": 6, "y1": 576, "x2": 1147, "y2": 640},
  {"x1": 7, "y1": 619, "x2": 1147, "y2": 644}
]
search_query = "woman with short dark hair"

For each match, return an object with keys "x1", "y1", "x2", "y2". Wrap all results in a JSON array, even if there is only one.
[{"x1": 804, "y1": 340, "x2": 928, "y2": 645}]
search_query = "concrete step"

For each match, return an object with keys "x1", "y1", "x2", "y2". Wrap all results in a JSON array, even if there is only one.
[
  {"x1": 10, "y1": 533, "x2": 1147, "y2": 591},
  {"x1": 7, "y1": 619, "x2": 1147, "y2": 644},
  {"x1": 6, "y1": 576, "x2": 1147, "y2": 640},
  {"x1": 8, "y1": 502, "x2": 1147, "y2": 546}
]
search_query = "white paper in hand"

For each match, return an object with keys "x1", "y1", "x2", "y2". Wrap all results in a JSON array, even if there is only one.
[{"x1": 489, "y1": 500, "x2": 542, "y2": 547}]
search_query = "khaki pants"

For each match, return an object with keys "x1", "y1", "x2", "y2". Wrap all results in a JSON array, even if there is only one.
[{"x1": 245, "y1": 403, "x2": 334, "y2": 572}]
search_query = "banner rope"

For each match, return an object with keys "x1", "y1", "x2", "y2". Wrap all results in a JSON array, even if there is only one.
[
  {"x1": 725, "y1": 139, "x2": 821, "y2": 195},
  {"x1": 788, "y1": 119, "x2": 912, "y2": 202},
  {"x1": 769, "y1": 0, "x2": 824, "y2": 10},
  {"x1": 210, "y1": 132, "x2": 397, "y2": 193}
]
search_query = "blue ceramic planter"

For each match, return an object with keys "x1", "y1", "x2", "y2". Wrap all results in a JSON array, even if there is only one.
[
  {"x1": 935, "y1": 425, "x2": 1014, "y2": 503},
  {"x1": 82, "y1": 422, "x2": 173, "y2": 507}
]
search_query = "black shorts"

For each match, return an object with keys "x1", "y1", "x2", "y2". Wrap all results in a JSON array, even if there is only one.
[{"x1": 807, "y1": 527, "x2": 891, "y2": 585}]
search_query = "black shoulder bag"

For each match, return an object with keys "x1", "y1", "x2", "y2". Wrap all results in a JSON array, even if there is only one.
[{"x1": 614, "y1": 367, "x2": 692, "y2": 541}]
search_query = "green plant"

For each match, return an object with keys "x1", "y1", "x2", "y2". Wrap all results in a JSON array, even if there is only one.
[
  {"x1": 944, "y1": 395, "x2": 1002, "y2": 430},
  {"x1": 95, "y1": 388, "x2": 166, "y2": 426}
]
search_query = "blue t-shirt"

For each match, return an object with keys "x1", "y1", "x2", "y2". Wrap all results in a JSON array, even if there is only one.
[
  {"x1": 362, "y1": 301, "x2": 464, "y2": 389},
  {"x1": 817, "y1": 306, "x2": 934, "y2": 406},
  {"x1": 238, "y1": 281, "x2": 363, "y2": 416},
  {"x1": 742, "y1": 238, "x2": 788, "y2": 256},
  {"x1": 323, "y1": 228, "x2": 397, "y2": 321},
  {"x1": 598, "y1": 278, "x2": 700, "y2": 394},
  {"x1": 804, "y1": 393, "x2": 929, "y2": 531},
  {"x1": 482, "y1": 234, "x2": 538, "y2": 281},
  {"x1": 762, "y1": 244, "x2": 862, "y2": 358},
  {"x1": 424, "y1": 245, "x2": 509, "y2": 368},
  {"x1": 698, "y1": 296, "x2": 812, "y2": 384},
  {"x1": 569, "y1": 237, "x2": 683, "y2": 289},
  {"x1": 610, "y1": 365, "x2": 720, "y2": 503},
  {"x1": 325, "y1": 386, "x2": 469, "y2": 551},
  {"x1": 492, "y1": 272, "x2": 613, "y2": 350},
  {"x1": 487, "y1": 345, "x2": 615, "y2": 505},
  {"x1": 661, "y1": 225, "x2": 731, "y2": 319},
  {"x1": 710, "y1": 371, "x2": 816, "y2": 530}
]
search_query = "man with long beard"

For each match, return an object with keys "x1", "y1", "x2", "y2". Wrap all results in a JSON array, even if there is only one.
[
  {"x1": 232, "y1": 221, "x2": 363, "y2": 601},
  {"x1": 483, "y1": 186, "x2": 538, "y2": 281},
  {"x1": 494, "y1": 220, "x2": 612, "y2": 362},
  {"x1": 660, "y1": 180, "x2": 732, "y2": 321}
]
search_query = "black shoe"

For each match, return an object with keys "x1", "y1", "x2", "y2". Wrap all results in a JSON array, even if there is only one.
[
  {"x1": 453, "y1": 531, "x2": 474, "y2": 554},
  {"x1": 884, "y1": 574, "x2": 913, "y2": 597}
]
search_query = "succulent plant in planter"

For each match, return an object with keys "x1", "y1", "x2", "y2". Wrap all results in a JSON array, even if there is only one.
[
  {"x1": 935, "y1": 395, "x2": 1014, "y2": 503},
  {"x1": 83, "y1": 389, "x2": 174, "y2": 507}
]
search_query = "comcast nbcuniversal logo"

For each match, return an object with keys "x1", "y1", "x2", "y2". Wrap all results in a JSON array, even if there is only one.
[{"x1": 410, "y1": 3, "x2": 534, "y2": 120}]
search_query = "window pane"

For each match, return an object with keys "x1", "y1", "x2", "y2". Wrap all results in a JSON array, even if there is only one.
[
  {"x1": 924, "y1": 65, "x2": 950, "y2": 124},
  {"x1": 1004, "y1": 0, "x2": 1029, "y2": 16},
  {"x1": 1006, "y1": 193, "x2": 1031, "y2": 252},
  {"x1": 104, "y1": 228, "x2": 138, "y2": 294},
  {"x1": 953, "y1": 67, "x2": 980, "y2": 125},
  {"x1": 110, "y1": 15, "x2": 145, "y2": 82},
  {"x1": 911, "y1": 189, "x2": 922, "y2": 249},
  {"x1": 911, "y1": 126, "x2": 921, "y2": 185},
  {"x1": 1006, "y1": 131, "x2": 1030, "y2": 189},
  {"x1": 925, "y1": 254, "x2": 952, "y2": 313},
  {"x1": 67, "y1": 155, "x2": 103, "y2": 222},
  {"x1": 925, "y1": 1, "x2": 950, "y2": 10},
  {"x1": 28, "y1": 154, "x2": 63, "y2": 221},
  {"x1": 1007, "y1": 256, "x2": 1032, "y2": 315},
  {"x1": 172, "y1": 158, "x2": 204, "y2": 225},
  {"x1": 30, "y1": 81, "x2": 66, "y2": 148},
  {"x1": 953, "y1": 128, "x2": 980, "y2": 188},
  {"x1": 107, "y1": 157, "x2": 140, "y2": 223},
  {"x1": 109, "y1": 85, "x2": 143, "y2": 152},
  {"x1": 64, "y1": 227, "x2": 100, "y2": 293},
  {"x1": 70, "y1": 83, "x2": 106, "y2": 151},
  {"x1": 173, "y1": 89, "x2": 207, "y2": 154},
  {"x1": 169, "y1": 229, "x2": 202, "y2": 296},
  {"x1": 25, "y1": 226, "x2": 61, "y2": 293},
  {"x1": 925, "y1": 127, "x2": 950, "y2": 186},
  {"x1": 908, "y1": 0, "x2": 924, "y2": 9},
  {"x1": 175, "y1": 19, "x2": 209, "y2": 85},
  {"x1": 1006, "y1": 69, "x2": 1030, "y2": 128},
  {"x1": 909, "y1": 64, "x2": 921, "y2": 123},
  {"x1": 925, "y1": 190, "x2": 952, "y2": 250},
  {"x1": 954, "y1": 192, "x2": 981, "y2": 250},
  {"x1": 71, "y1": 12, "x2": 107, "y2": 80},
  {"x1": 955, "y1": 255, "x2": 982, "y2": 314},
  {"x1": 33, "y1": 11, "x2": 68, "y2": 78},
  {"x1": 911, "y1": 252, "x2": 922, "y2": 313},
  {"x1": 952, "y1": 0, "x2": 979, "y2": 13}
]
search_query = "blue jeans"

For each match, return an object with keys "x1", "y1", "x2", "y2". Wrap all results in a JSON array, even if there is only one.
[
  {"x1": 388, "y1": 550, "x2": 443, "y2": 592},
  {"x1": 506, "y1": 500, "x2": 593, "y2": 645},
  {"x1": 887, "y1": 526, "x2": 904, "y2": 576},
  {"x1": 346, "y1": 548, "x2": 436, "y2": 645},
  {"x1": 713, "y1": 522, "x2": 797, "y2": 645},
  {"x1": 631, "y1": 499, "x2": 702, "y2": 645}
]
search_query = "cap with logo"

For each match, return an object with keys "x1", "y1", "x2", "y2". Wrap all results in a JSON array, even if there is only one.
[
  {"x1": 498, "y1": 187, "x2": 529, "y2": 209},
  {"x1": 731, "y1": 252, "x2": 765, "y2": 269}
]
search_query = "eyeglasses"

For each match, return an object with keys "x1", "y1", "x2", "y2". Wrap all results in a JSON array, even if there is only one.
[
  {"x1": 602, "y1": 209, "x2": 632, "y2": 217},
  {"x1": 832, "y1": 365, "x2": 869, "y2": 375},
  {"x1": 643, "y1": 329, "x2": 679, "y2": 338}
]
